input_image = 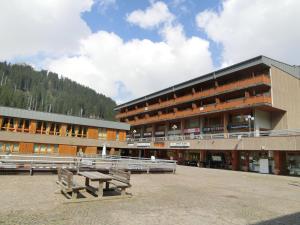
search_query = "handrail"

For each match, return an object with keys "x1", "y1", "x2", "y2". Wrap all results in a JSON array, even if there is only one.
[
  {"x1": 117, "y1": 74, "x2": 271, "y2": 119},
  {"x1": 129, "y1": 95, "x2": 272, "y2": 126},
  {"x1": 126, "y1": 128, "x2": 300, "y2": 143}
]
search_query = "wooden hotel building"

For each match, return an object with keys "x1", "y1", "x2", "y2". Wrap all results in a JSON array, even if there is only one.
[{"x1": 115, "y1": 56, "x2": 300, "y2": 176}]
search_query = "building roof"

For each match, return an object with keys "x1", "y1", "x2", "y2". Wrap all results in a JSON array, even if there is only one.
[
  {"x1": 0, "y1": 106, "x2": 130, "y2": 130},
  {"x1": 115, "y1": 55, "x2": 300, "y2": 110}
]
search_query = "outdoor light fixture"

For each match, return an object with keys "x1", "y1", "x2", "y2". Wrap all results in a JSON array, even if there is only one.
[
  {"x1": 171, "y1": 124, "x2": 178, "y2": 140},
  {"x1": 245, "y1": 115, "x2": 255, "y2": 136}
]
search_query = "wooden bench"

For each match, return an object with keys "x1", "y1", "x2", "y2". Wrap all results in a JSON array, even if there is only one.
[
  {"x1": 56, "y1": 168, "x2": 85, "y2": 199},
  {"x1": 107, "y1": 169, "x2": 131, "y2": 195}
]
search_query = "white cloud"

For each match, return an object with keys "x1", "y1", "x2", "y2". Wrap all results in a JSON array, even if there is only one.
[
  {"x1": 196, "y1": 0, "x2": 300, "y2": 66},
  {"x1": 126, "y1": 1, "x2": 174, "y2": 29},
  {"x1": 47, "y1": 26, "x2": 213, "y2": 103},
  {"x1": 0, "y1": 0, "x2": 93, "y2": 61},
  {"x1": 96, "y1": 0, "x2": 117, "y2": 14},
  {"x1": 0, "y1": 0, "x2": 214, "y2": 104}
]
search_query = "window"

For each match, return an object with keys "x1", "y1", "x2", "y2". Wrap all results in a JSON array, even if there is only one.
[
  {"x1": 53, "y1": 145, "x2": 59, "y2": 153},
  {"x1": 5, "y1": 144, "x2": 10, "y2": 152},
  {"x1": 13, "y1": 143, "x2": 19, "y2": 152},
  {"x1": 98, "y1": 128, "x2": 107, "y2": 139},
  {"x1": 18, "y1": 119, "x2": 23, "y2": 129},
  {"x1": 47, "y1": 145, "x2": 52, "y2": 153},
  {"x1": 34, "y1": 144, "x2": 39, "y2": 153},
  {"x1": 2, "y1": 117, "x2": 9, "y2": 130},
  {"x1": 40, "y1": 144, "x2": 46, "y2": 153}
]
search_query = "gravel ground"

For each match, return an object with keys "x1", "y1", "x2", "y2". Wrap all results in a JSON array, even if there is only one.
[{"x1": 0, "y1": 166, "x2": 299, "y2": 225}]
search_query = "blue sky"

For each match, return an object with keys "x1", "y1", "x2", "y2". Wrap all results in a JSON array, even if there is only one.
[
  {"x1": 0, "y1": 0, "x2": 299, "y2": 104},
  {"x1": 82, "y1": 0, "x2": 222, "y2": 67}
]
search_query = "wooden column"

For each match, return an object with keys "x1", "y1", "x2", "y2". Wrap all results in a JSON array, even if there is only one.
[
  {"x1": 46, "y1": 122, "x2": 51, "y2": 135},
  {"x1": 231, "y1": 150, "x2": 240, "y2": 171},
  {"x1": 60, "y1": 124, "x2": 67, "y2": 136},
  {"x1": 29, "y1": 120, "x2": 37, "y2": 134},
  {"x1": 274, "y1": 151, "x2": 286, "y2": 175},
  {"x1": 75, "y1": 126, "x2": 79, "y2": 137},
  {"x1": 13, "y1": 119, "x2": 18, "y2": 132}
]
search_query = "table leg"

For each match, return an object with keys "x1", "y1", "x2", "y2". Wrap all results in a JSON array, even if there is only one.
[
  {"x1": 105, "y1": 181, "x2": 109, "y2": 190},
  {"x1": 97, "y1": 181, "x2": 104, "y2": 198},
  {"x1": 85, "y1": 177, "x2": 90, "y2": 186}
]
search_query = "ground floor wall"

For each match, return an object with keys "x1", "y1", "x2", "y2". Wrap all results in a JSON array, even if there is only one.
[
  {"x1": 119, "y1": 148, "x2": 300, "y2": 176},
  {"x1": 0, "y1": 141, "x2": 120, "y2": 156}
]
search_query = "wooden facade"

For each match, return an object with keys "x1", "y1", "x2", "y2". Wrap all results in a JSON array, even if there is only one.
[
  {"x1": 19, "y1": 142, "x2": 34, "y2": 154},
  {"x1": 59, "y1": 145, "x2": 77, "y2": 156},
  {"x1": 0, "y1": 107, "x2": 129, "y2": 156}
]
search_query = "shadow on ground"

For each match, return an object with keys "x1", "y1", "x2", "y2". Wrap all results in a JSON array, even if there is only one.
[{"x1": 251, "y1": 212, "x2": 300, "y2": 225}]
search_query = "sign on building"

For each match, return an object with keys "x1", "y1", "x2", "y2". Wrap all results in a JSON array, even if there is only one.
[
  {"x1": 137, "y1": 143, "x2": 151, "y2": 147},
  {"x1": 169, "y1": 142, "x2": 190, "y2": 148}
]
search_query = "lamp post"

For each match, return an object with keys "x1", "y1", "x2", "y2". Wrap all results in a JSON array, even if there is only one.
[
  {"x1": 245, "y1": 115, "x2": 254, "y2": 137},
  {"x1": 172, "y1": 124, "x2": 177, "y2": 140},
  {"x1": 132, "y1": 129, "x2": 136, "y2": 141}
]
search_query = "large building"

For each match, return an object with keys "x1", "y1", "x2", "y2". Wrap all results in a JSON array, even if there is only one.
[
  {"x1": 115, "y1": 56, "x2": 300, "y2": 176},
  {"x1": 0, "y1": 106, "x2": 130, "y2": 156}
]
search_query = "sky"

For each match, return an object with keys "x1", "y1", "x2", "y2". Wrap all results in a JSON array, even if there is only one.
[{"x1": 0, "y1": 0, "x2": 300, "y2": 104}]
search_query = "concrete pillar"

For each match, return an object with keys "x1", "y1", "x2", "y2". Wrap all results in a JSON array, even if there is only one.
[
  {"x1": 199, "y1": 150, "x2": 207, "y2": 167},
  {"x1": 231, "y1": 150, "x2": 240, "y2": 171},
  {"x1": 152, "y1": 124, "x2": 156, "y2": 138},
  {"x1": 244, "y1": 152, "x2": 250, "y2": 172},
  {"x1": 180, "y1": 119, "x2": 185, "y2": 136},
  {"x1": 274, "y1": 151, "x2": 286, "y2": 175},
  {"x1": 110, "y1": 148, "x2": 115, "y2": 155},
  {"x1": 199, "y1": 117, "x2": 204, "y2": 134},
  {"x1": 223, "y1": 113, "x2": 229, "y2": 138},
  {"x1": 165, "y1": 121, "x2": 169, "y2": 138}
]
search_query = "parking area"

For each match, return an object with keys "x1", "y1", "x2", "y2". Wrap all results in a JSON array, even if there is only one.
[{"x1": 0, "y1": 166, "x2": 299, "y2": 225}]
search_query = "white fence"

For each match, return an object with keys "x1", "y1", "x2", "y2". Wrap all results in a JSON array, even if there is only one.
[{"x1": 0, "y1": 154, "x2": 176, "y2": 174}]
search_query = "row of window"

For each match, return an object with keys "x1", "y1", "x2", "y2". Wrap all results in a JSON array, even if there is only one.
[
  {"x1": 0, "y1": 142, "x2": 19, "y2": 153},
  {"x1": 0, "y1": 117, "x2": 122, "y2": 140},
  {"x1": 34, "y1": 144, "x2": 58, "y2": 154}
]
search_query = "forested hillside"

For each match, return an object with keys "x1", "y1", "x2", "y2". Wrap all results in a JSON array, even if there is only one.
[{"x1": 0, "y1": 62, "x2": 116, "y2": 120}]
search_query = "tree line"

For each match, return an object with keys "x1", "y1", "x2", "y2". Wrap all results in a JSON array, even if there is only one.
[{"x1": 0, "y1": 62, "x2": 116, "y2": 120}]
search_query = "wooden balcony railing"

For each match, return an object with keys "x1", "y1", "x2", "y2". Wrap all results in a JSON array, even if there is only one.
[
  {"x1": 128, "y1": 95, "x2": 272, "y2": 126},
  {"x1": 116, "y1": 74, "x2": 271, "y2": 119}
]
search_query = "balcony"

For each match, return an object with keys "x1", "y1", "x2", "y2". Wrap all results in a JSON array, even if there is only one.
[
  {"x1": 116, "y1": 74, "x2": 271, "y2": 119},
  {"x1": 128, "y1": 95, "x2": 272, "y2": 126}
]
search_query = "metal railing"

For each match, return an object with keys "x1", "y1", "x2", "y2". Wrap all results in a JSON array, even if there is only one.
[
  {"x1": 0, "y1": 154, "x2": 176, "y2": 174},
  {"x1": 126, "y1": 128, "x2": 300, "y2": 143}
]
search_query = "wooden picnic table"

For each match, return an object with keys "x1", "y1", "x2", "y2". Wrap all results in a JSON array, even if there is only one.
[{"x1": 78, "y1": 171, "x2": 112, "y2": 198}]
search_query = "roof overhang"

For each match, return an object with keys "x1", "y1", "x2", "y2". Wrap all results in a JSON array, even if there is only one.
[{"x1": 0, "y1": 106, "x2": 130, "y2": 131}]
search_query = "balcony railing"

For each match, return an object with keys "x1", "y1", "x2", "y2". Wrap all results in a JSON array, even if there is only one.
[
  {"x1": 117, "y1": 74, "x2": 271, "y2": 119},
  {"x1": 128, "y1": 95, "x2": 272, "y2": 126},
  {"x1": 126, "y1": 128, "x2": 300, "y2": 143}
]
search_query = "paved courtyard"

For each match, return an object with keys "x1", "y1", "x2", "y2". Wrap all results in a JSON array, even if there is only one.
[{"x1": 0, "y1": 166, "x2": 299, "y2": 225}]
